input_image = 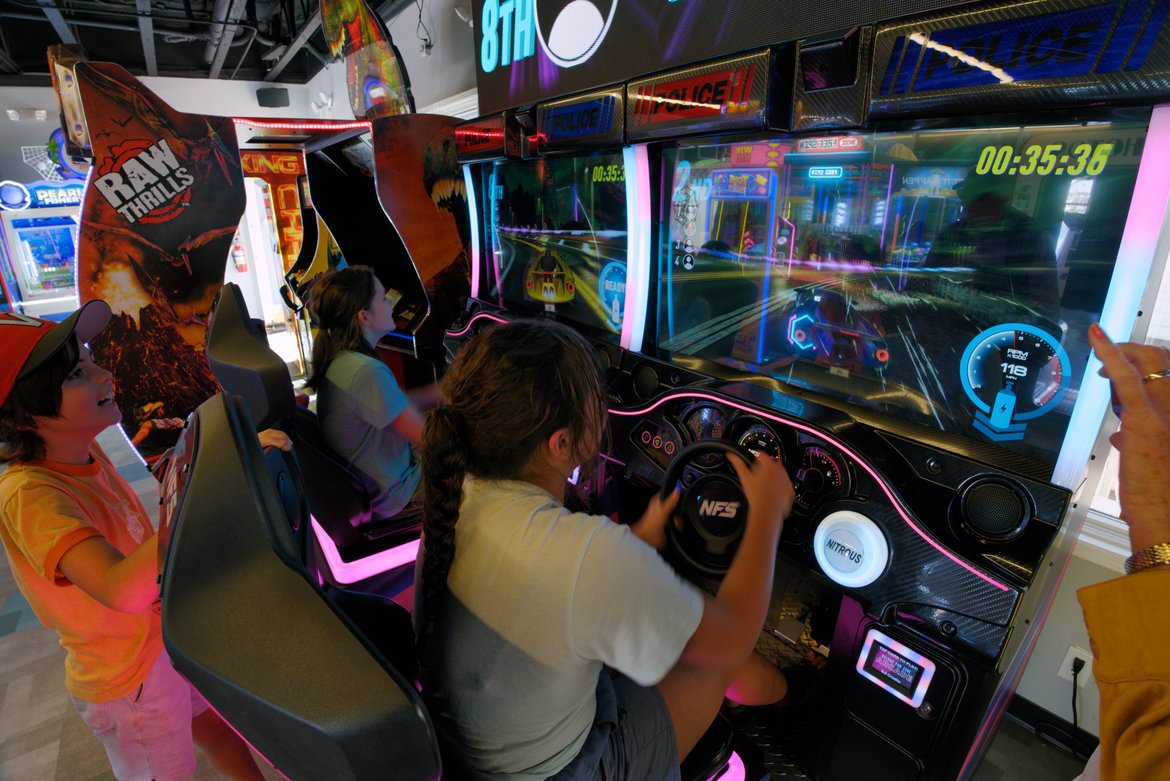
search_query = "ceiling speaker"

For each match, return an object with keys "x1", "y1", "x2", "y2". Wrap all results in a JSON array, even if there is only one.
[{"x1": 256, "y1": 87, "x2": 290, "y2": 108}]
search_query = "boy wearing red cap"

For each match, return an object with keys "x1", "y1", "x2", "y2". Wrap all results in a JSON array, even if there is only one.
[{"x1": 0, "y1": 302, "x2": 263, "y2": 781}]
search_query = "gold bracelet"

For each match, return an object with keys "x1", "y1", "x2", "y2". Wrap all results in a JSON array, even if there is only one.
[{"x1": 1125, "y1": 542, "x2": 1170, "y2": 574}]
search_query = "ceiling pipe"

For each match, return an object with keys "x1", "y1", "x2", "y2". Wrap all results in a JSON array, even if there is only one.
[
  {"x1": 0, "y1": 9, "x2": 253, "y2": 44},
  {"x1": 202, "y1": 0, "x2": 231, "y2": 64},
  {"x1": 136, "y1": 0, "x2": 158, "y2": 76},
  {"x1": 37, "y1": 0, "x2": 77, "y2": 44},
  {"x1": 207, "y1": 0, "x2": 248, "y2": 78},
  {"x1": 16, "y1": 0, "x2": 329, "y2": 61}
]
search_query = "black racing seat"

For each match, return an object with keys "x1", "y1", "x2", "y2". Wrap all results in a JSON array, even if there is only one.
[
  {"x1": 156, "y1": 395, "x2": 754, "y2": 781},
  {"x1": 205, "y1": 283, "x2": 419, "y2": 595},
  {"x1": 157, "y1": 392, "x2": 440, "y2": 780}
]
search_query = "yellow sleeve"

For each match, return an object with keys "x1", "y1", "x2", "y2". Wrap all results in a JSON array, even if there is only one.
[
  {"x1": 1, "y1": 479, "x2": 101, "y2": 583},
  {"x1": 1078, "y1": 568, "x2": 1170, "y2": 781}
]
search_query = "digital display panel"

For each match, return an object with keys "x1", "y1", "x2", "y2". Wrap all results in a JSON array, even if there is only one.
[
  {"x1": 483, "y1": 152, "x2": 628, "y2": 341},
  {"x1": 869, "y1": 645, "x2": 922, "y2": 697},
  {"x1": 657, "y1": 119, "x2": 1149, "y2": 466},
  {"x1": 856, "y1": 628, "x2": 936, "y2": 707},
  {"x1": 472, "y1": 0, "x2": 973, "y2": 115}
]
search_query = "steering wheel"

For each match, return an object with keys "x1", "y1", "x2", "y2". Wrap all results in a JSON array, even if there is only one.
[{"x1": 661, "y1": 440, "x2": 755, "y2": 578}]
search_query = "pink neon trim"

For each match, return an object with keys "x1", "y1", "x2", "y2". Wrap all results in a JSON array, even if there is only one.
[
  {"x1": 232, "y1": 118, "x2": 371, "y2": 131},
  {"x1": 621, "y1": 145, "x2": 652, "y2": 353},
  {"x1": 464, "y1": 165, "x2": 481, "y2": 299},
  {"x1": 610, "y1": 391, "x2": 1010, "y2": 592},
  {"x1": 310, "y1": 516, "x2": 420, "y2": 584},
  {"x1": 447, "y1": 311, "x2": 509, "y2": 337},
  {"x1": 708, "y1": 750, "x2": 746, "y2": 781}
]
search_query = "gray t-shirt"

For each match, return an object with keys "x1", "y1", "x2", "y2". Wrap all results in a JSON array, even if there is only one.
[
  {"x1": 421, "y1": 477, "x2": 704, "y2": 780},
  {"x1": 316, "y1": 350, "x2": 420, "y2": 518}
]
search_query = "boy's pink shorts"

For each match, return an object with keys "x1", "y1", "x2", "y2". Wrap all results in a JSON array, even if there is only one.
[{"x1": 71, "y1": 651, "x2": 210, "y2": 781}]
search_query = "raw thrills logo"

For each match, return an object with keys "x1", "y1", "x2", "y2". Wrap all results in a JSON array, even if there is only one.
[{"x1": 93, "y1": 139, "x2": 195, "y2": 225}]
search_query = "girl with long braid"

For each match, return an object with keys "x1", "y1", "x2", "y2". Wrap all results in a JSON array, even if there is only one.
[
  {"x1": 307, "y1": 265, "x2": 440, "y2": 519},
  {"x1": 417, "y1": 319, "x2": 803, "y2": 780}
]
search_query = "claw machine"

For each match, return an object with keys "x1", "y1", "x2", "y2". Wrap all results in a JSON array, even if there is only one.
[{"x1": 0, "y1": 180, "x2": 84, "y2": 320}]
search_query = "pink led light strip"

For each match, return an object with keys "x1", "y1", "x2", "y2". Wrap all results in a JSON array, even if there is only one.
[
  {"x1": 310, "y1": 516, "x2": 420, "y2": 584},
  {"x1": 612, "y1": 391, "x2": 1011, "y2": 592},
  {"x1": 446, "y1": 317, "x2": 1007, "y2": 591},
  {"x1": 231, "y1": 118, "x2": 371, "y2": 131},
  {"x1": 709, "y1": 751, "x2": 746, "y2": 781},
  {"x1": 446, "y1": 311, "x2": 509, "y2": 337}
]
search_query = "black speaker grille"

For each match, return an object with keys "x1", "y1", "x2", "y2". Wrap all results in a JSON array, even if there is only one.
[
  {"x1": 633, "y1": 364, "x2": 660, "y2": 400},
  {"x1": 963, "y1": 480, "x2": 1028, "y2": 541}
]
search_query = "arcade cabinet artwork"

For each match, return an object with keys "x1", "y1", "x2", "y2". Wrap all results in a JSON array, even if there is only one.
[
  {"x1": 321, "y1": 0, "x2": 413, "y2": 120},
  {"x1": 373, "y1": 115, "x2": 471, "y2": 342},
  {"x1": 240, "y1": 150, "x2": 307, "y2": 274},
  {"x1": 72, "y1": 62, "x2": 245, "y2": 463}
]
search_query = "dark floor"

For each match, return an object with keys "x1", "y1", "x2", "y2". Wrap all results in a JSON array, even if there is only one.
[
  {"x1": 972, "y1": 716, "x2": 1088, "y2": 781},
  {"x1": 0, "y1": 427, "x2": 1089, "y2": 780}
]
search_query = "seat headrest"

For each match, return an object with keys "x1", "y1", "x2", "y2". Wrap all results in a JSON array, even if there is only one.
[
  {"x1": 161, "y1": 393, "x2": 441, "y2": 780},
  {"x1": 206, "y1": 283, "x2": 295, "y2": 429}
]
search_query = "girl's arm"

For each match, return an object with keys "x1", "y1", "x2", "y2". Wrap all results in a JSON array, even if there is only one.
[
  {"x1": 407, "y1": 382, "x2": 444, "y2": 411},
  {"x1": 58, "y1": 533, "x2": 160, "y2": 613},
  {"x1": 390, "y1": 405, "x2": 426, "y2": 445},
  {"x1": 679, "y1": 453, "x2": 791, "y2": 670}
]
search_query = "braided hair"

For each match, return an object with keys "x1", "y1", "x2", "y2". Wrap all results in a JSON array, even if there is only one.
[
  {"x1": 417, "y1": 319, "x2": 607, "y2": 659},
  {"x1": 305, "y1": 265, "x2": 379, "y2": 391}
]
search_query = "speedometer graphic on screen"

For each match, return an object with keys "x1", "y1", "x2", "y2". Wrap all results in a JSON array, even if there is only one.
[{"x1": 960, "y1": 323, "x2": 1071, "y2": 442}]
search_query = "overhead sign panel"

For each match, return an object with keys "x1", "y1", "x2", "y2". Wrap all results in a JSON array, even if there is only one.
[
  {"x1": 538, "y1": 89, "x2": 624, "y2": 151},
  {"x1": 472, "y1": 0, "x2": 975, "y2": 114},
  {"x1": 871, "y1": 0, "x2": 1170, "y2": 118},
  {"x1": 455, "y1": 113, "x2": 523, "y2": 162},
  {"x1": 626, "y1": 50, "x2": 773, "y2": 142}
]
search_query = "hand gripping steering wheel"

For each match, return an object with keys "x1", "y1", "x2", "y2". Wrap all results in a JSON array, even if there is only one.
[{"x1": 661, "y1": 440, "x2": 755, "y2": 578}]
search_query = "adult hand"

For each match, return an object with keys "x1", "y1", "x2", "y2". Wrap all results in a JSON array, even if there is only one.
[
  {"x1": 1088, "y1": 323, "x2": 1170, "y2": 552},
  {"x1": 632, "y1": 488, "x2": 680, "y2": 550}
]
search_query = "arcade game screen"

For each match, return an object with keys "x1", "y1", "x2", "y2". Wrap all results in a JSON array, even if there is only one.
[
  {"x1": 483, "y1": 152, "x2": 629, "y2": 341},
  {"x1": 657, "y1": 119, "x2": 1149, "y2": 465}
]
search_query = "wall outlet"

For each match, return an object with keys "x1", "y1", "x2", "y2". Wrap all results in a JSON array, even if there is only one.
[{"x1": 1058, "y1": 645, "x2": 1092, "y2": 685}]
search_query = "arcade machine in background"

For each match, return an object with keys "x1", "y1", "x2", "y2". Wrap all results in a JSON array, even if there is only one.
[
  {"x1": 455, "y1": 1, "x2": 1170, "y2": 780},
  {"x1": 226, "y1": 154, "x2": 306, "y2": 373},
  {"x1": 0, "y1": 179, "x2": 85, "y2": 320}
]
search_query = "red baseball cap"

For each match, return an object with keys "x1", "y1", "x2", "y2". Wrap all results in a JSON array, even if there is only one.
[{"x1": 0, "y1": 300, "x2": 112, "y2": 408}]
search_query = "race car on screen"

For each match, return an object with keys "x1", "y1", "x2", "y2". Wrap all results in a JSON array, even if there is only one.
[
  {"x1": 524, "y1": 250, "x2": 577, "y2": 304},
  {"x1": 784, "y1": 288, "x2": 890, "y2": 375}
]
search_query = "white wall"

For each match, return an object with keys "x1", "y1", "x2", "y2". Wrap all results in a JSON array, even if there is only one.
[
  {"x1": 0, "y1": 85, "x2": 65, "y2": 183},
  {"x1": 1014, "y1": 546, "x2": 1123, "y2": 736},
  {"x1": 138, "y1": 75, "x2": 316, "y2": 119},
  {"x1": 384, "y1": 0, "x2": 477, "y2": 111},
  {"x1": 0, "y1": 77, "x2": 318, "y2": 183}
]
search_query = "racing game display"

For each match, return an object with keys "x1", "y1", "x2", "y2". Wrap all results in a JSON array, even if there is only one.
[
  {"x1": 658, "y1": 119, "x2": 1148, "y2": 465},
  {"x1": 484, "y1": 151, "x2": 628, "y2": 341}
]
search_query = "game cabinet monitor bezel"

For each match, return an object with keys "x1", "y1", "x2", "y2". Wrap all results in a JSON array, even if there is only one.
[
  {"x1": 651, "y1": 111, "x2": 1152, "y2": 481},
  {"x1": 476, "y1": 147, "x2": 633, "y2": 346}
]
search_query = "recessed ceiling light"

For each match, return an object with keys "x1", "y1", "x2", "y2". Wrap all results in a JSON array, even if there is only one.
[{"x1": 5, "y1": 108, "x2": 48, "y2": 121}]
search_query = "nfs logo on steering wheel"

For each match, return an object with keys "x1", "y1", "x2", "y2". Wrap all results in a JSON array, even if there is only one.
[
  {"x1": 480, "y1": 0, "x2": 619, "y2": 73},
  {"x1": 699, "y1": 500, "x2": 740, "y2": 519}
]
